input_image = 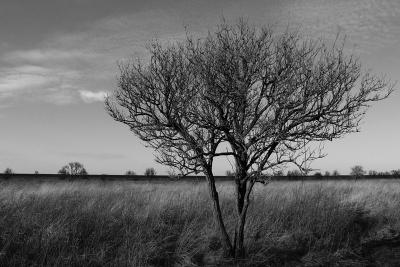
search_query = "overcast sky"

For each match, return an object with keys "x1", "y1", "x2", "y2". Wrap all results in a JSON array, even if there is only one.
[{"x1": 1, "y1": 0, "x2": 399, "y2": 175}]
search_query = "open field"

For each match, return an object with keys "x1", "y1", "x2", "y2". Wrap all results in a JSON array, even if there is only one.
[{"x1": 0, "y1": 179, "x2": 399, "y2": 266}]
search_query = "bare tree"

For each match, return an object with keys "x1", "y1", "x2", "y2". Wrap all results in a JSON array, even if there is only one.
[
  {"x1": 4, "y1": 167, "x2": 13, "y2": 174},
  {"x1": 314, "y1": 172, "x2": 322, "y2": 177},
  {"x1": 144, "y1": 167, "x2": 157, "y2": 176},
  {"x1": 350, "y1": 165, "x2": 366, "y2": 181},
  {"x1": 4, "y1": 167, "x2": 14, "y2": 179},
  {"x1": 105, "y1": 19, "x2": 394, "y2": 257},
  {"x1": 58, "y1": 162, "x2": 88, "y2": 180}
]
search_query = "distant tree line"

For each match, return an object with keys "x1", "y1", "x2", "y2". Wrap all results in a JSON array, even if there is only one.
[
  {"x1": 224, "y1": 166, "x2": 400, "y2": 181},
  {"x1": 3, "y1": 164, "x2": 400, "y2": 180}
]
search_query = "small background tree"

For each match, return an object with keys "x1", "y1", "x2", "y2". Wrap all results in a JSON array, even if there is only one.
[
  {"x1": 144, "y1": 167, "x2": 156, "y2": 177},
  {"x1": 350, "y1": 165, "x2": 366, "y2": 181},
  {"x1": 325, "y1": 171, "x2": 331, "y2": 177},
  {"x1": 332, "y1": 170, "x2": 340, "y2": 176},
  {"x1": 4, "y1": 167, "x2": 13, "y2": 174},
  {"x1": 314, "y1": 172, "x2": 322, "y2": 177},
  {"x1": 4, "y1": 168, "x2": 14, "y2": 179},
  {"x1": 58, "y1": 162, "x2": 88, "y2": 180}
]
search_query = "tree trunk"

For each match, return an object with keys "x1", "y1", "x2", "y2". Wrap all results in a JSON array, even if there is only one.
[
  {"x1": 235, "y1": 211, "x2": 247, "y2": 257},
  {"x1": 204, "y1": 168, "x2": 234, "y2": 257},
  {"x1": 234, "y1": 178, "x2": 255, "y2": 257}
]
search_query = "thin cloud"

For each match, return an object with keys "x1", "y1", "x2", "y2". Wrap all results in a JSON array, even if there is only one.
[
  {"x1": 0, "y1": 48, "x2": 90, "y2": 106},
  {"x1": 283, "y1": 0, "x2": 400, "y2": 52},
  {"x1": 1, "y1": 0, "x2": 398, "y2": 108},
  {"x1": 0, "y1": 64, "x2": 79, "y2": 105},
  {"x1": 79, "y1": 90, "x2": 108, "y2": 103},
  {"x1": 0, "y1": 73, "x2": 55, "y2": 92},
  {"x1": 0, "y1": 41, "x2": 112, "y2": 107}
]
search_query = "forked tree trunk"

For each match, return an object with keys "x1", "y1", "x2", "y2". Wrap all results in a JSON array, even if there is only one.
[
  {"x1": 203, "y1": 167, "x2": 255, "y2": 258},
  {"x1": 204, "y1": 168, "x2": 234, "y2": 257},
  {"x1": 234, "y1": 178, "x2": 255, "y2": 257},
  {"x1": 235, "y1": 211, "x2": 248, "y2": 257}
]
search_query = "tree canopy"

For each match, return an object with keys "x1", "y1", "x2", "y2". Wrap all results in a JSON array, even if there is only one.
[{"x1": 105, "y1": 19, "x2": 394, "y2": 257}]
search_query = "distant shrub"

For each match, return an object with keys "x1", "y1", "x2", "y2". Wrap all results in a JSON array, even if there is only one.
[
  {"x1": 368, "y1": 170, "x2": 378, "y2": 176},
  {"x1": 144, "y1": 167, "x2": 156, "y2": 176},
  {"x1": 4, "y1": 167, "x2": 14, "y2": 174},
  {"x1": 391, "y1": 169, "x2": 400, "y2": 178},
  {"x1": 350, "y1": 165, "x2": 366, "y2": 180},
  {"x1": 324, "y1": 171, "x2": 330, "y2": 176},
  {"x1": 3, "y1": 168, "x2": 14, "y2": 179},
  {"x1": 34, "y1": 171, "x2": 39, "y2": 175},
  {"x1": 125, "y1": 170, "x2": 136, "y2": 176},
  {"x1": 332, "y1": 170, "x2": 340, "y2": 176},
  {"x1": 58, "y1": 162, "x2": 88, "y2": 180},
  {"x1": 314, "y1": 172, "x2": 322, "y2": 177}
]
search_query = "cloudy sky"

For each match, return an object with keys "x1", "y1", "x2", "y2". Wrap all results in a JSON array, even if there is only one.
[{"x1": 1, "y1": 0, "x2": 399, "y2": 175}]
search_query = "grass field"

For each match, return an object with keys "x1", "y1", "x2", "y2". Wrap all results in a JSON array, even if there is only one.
[{"x1": 0, "y1": 179, "x2": 399, "y2": 266}]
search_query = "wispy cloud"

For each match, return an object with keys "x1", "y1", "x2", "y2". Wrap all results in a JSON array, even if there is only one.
[
  {"x1": 283, "y1": 0, "x2": 400, "y2": 52},
  {"x1": 0, "y1": 63, "x2": 80, "y2": 105},
  {"x1": 1, "y1": 0, "x2": 398, "y2": 108},
  {"x1": 79, "y1": 90, "x2": 108, "y2": 103},
  {"x1": 0, "y1": 47, "x2": 100, "y2": 106},
  {"x1": 0, "y1": 65, "x2": 57, "y2": 93},
  {"x1": 0, "y1": 8, "x2": 179, "y2": 107}
]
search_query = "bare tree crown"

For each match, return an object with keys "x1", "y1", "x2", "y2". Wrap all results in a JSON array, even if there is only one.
[
  {"x1": 106, "y1": 20, "x2": 393, "y2": 179},
  {"x1": 105, "y1": 19, "x2": 393, "y2": 257}
]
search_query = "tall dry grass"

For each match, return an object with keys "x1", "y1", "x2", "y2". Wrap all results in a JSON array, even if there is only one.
[{"x1": 0, "y1": 179, "x2": 399, "y2": 266}]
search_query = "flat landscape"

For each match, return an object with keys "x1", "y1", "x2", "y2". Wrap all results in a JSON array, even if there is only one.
[{"x1": 0, "y1": 178, "x2": 399, "y2": 266}]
